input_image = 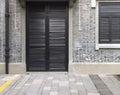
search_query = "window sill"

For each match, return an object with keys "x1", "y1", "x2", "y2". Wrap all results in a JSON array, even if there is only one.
[{"x1": 96, "y1": 44, "x2": 120, "y2": 50}]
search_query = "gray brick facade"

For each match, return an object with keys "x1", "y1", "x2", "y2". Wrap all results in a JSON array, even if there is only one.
[
  {"x1": 0, "y1": 0, "x2": 22, "y2": 64},
  {"x1": 0, "y1": 0, "x2": 120, "y2": 73},
  {"x1": 9, "y1": 0, "x2": 22, "y2": 63},
  {"x1": 0, "y1": 0, "x2": 5, "y2": 63},
  {"x1": 73, "y1": 0, "x2": 120, "y2": 63}
]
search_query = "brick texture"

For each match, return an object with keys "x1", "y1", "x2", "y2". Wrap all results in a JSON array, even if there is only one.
[
  {"x1": 73, "y1": 0, "x2": 120, "y2": 63},
  {"x1": 0, "y1": 0, "x2": 5, "y2": 62},
  {"x1": 9, "y1": 0, "x2": 22, "y2": 63},
  {"x1": 0, "y1": 0, "x2": 120, "y2": 64}
]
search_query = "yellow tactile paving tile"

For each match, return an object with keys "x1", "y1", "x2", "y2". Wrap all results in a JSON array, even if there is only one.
[
  {"x1": 0, "y1": 74, "x2": 20, "y2": 93},
  {"x1": 0, "y1": 80, "x2": 12, "y2": 92}
]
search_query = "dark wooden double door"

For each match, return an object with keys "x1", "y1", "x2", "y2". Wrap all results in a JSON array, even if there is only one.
[{"x1": 26, "y1": 2, "x2": 68, "y2": 71}]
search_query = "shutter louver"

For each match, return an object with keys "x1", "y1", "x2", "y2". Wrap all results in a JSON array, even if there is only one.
[
  {"x1": 27, "y1": 2, "x2": 68, "y2": 71},
  {"x1": 27, "y1": 3, "x2": 46, "y2": 71},
  {"x1": 99, "y1": 2, "x2": 120, "y2": 43}
]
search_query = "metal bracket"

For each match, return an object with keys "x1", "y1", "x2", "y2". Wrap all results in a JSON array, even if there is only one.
[
  {"x1": 69, "y1": 0, "x2": 75, "y2": 8},
  {"x1": 19, "y1": 0, "x2": 26, "y2": 8},
  {"x1": 91, "y1": 0, "x2": 96, "y2": 8}
]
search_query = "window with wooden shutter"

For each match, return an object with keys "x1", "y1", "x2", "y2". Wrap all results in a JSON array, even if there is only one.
[{"x1": 99, "y1": 2, "x2": 120, "y2": 43}]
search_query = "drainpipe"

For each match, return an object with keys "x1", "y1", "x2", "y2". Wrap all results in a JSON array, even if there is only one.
[{"x1": 5, "y1": 0, "x2": 10, "y2": 74}]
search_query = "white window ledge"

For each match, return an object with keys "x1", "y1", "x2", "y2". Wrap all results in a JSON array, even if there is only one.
[
  {"x1": 91, "y1": 0, "x2": 120, "y2": 8},
  {"x1": 96, "y1": 44, "x2": 120, "y2": 50}
]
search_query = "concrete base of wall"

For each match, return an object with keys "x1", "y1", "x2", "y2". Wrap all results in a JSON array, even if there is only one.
[
  {"x1": 1, "y1": 63, "x2": 120, "y2": 74},
  {"x1": 9, "y1": 63, "x2": 26, "y2": 74},
  {"x1": 69, "y1": 63, "x2": 120, "y2": 75},
  {"x1": 0, "y1": 63, "x2": 5, "y2": 74}
]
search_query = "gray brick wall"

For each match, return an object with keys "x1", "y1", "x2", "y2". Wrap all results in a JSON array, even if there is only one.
[
  {"x1": 73, "y1": 0, "x2": 120, "y2": 63},
  {"x1": 1, "y1": 0, "x2": 120, "y2": 64},
  {"x1": 0, "y1": 0, "x2": 5, "y2": 63},
  {"x1": 9, "y1": 0, "x2": 22, "y2": 63},
  {"x1": 0, "y1": 0, "x2": 22, "y2": 63}
]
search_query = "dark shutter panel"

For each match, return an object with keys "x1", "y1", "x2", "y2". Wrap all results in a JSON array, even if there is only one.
[
  {"x1": 49, "y1": 18, "x2": 66, "y2": 70},
  {"x1": 99, "y1": 2, "x2": 120, "y2": 43},
  {"x1": 27, "y1": 2, "x2": 68, "y2": 71},
  {"x1": 48, "y1": 3, "x2": 67, "y2": 70},
  {"x1": 27, "y1": 3, "x2": 46, "y2": 71},
  {"x1": 111, "y1": 18, "x2": 120, "y2": 43},
  {"x1": 99, "y1": 17, "x2": 110, "y2": 43}
]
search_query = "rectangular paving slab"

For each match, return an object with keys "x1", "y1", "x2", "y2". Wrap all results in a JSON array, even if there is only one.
[{"x1": 0, "y1": 73, "x2": 119, "y2": 95}]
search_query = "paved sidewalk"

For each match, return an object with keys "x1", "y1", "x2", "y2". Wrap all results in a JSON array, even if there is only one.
[{"x1": 0, "y1": 72, "x2": 120, "y2": 95}]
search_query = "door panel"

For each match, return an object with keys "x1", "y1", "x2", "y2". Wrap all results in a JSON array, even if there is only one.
[
  {"x1": 26, "y1": 2, "x2": 68, "y2": 71},
  {"x1": 49, "y1": 18, "x2": 66, "y2": 70}
]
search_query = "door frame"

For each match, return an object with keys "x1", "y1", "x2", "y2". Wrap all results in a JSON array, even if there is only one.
[{"x1": 25, "y1": 1, "x2": 69, "y2": 71}]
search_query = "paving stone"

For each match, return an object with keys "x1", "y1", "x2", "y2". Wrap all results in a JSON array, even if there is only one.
[
  {"x1": 69, "y1": 78, "x2": 76, "y2": 82},
  {"x1": 59, "y1": 81, "x2": 69, "y2": 86},
  {"x1": 70, "y1": 89, "x2": 78, "y2": 93},
  {"x1": 59, "y1": 89, "x2": 70, "y2": 95},
  {"x1": 98, "y1": 89, "x2": 113, "y2": 95},
  {"x1": 78, "y1": 89, "x2": 87, "y2": 95},
  {"x1": 53, "y1": 80, "x2": 59, "y2": 84},
  {"x1": 51, "y1": 84, "x2": 59, "y2": 91},
  {"x1": 42, "y1": 93, "x2": 49, "y2": 95},
  {"x1": 0, "y1": 73, "x2": 118, "y2": 95},
  {"x1": 100, "y1": 75, "x2": 120, "y2": 95},
  {"x1": 90, "y1": 75, "x2": 113, "y2": 95},
  {"x1": 70, "y1": 82, "x2": 78, "y2": 89},
  {"x1": 76, "y1": 82, "x2": 83, "y2": 85},
  {"x1": 48, "y1": 77, "x2": 53, "y2": 80},
  {"x1": 42, "y1": 92, "x2": 49, "y2": 95},
  {"x1": 87, "y1": 93, "x2": 100, "y2": 95},
  {"x1": 43, "y1": 87, "x2": 51, "y2": 91},
  {"x1": 50, "y1": 91, "x2": 58, "y2": 95}
]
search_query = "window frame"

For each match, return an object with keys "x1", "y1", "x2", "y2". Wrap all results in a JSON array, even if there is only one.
[{"x1": 96, "y1": 0, "x2": 120, "y2": 50}]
